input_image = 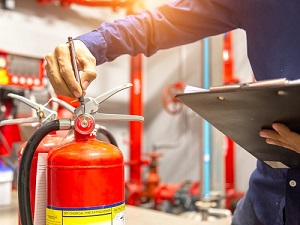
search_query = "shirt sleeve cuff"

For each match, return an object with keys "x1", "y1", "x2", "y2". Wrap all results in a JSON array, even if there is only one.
[{"x1": 75, "y1": 30, "x2": 107, "y2": 66}]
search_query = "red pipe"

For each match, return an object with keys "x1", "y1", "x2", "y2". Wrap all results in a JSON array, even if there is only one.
[
  {"x1": 223, "y1": 32, "x2": 239, "y2": 191},
  {"x1": 37, "y1": 0, "x2": 135, "y2": 7},
  {"x1": 223, "y1": 32, "x2": 244, "y2": 211},
  {"x1": 129, "y1": 54, "x2": 143, "y2": 184}
]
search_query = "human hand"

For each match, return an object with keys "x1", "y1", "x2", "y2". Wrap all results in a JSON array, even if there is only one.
[
  {"x1": 260, "y1": 123, "x2": 300, "y2": 153},
  {"x1": 45, "y1": 40, "x2": 97, "y2": 98}
]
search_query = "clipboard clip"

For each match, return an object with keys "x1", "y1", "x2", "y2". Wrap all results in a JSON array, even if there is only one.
[{"x1": 209, "y1": 78, "x2": 290, "y2": 91}]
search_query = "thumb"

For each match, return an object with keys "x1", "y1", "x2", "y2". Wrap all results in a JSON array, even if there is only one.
[{"x1": 81, "y1": 68, "x2": 97, "y2": 90}]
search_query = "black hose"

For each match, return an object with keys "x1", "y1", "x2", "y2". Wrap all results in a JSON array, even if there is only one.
[
  {"x1": 18, "y1": 120, "x2": 60, "y2": 225},
  {"x1": 96, "y1": 125, "x2": 118, "y2": 147}
]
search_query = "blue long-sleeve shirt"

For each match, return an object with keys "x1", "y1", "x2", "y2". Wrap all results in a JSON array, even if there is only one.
[{"x1": 77, "y1": 0, "x2": 300, "y2": 224}]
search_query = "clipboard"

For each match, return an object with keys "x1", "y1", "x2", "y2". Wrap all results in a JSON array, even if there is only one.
[{"x1": 176, "y1": 78, "x2": 300, "y2": 169}]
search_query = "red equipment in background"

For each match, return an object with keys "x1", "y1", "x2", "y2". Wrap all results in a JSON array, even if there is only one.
[
  {"x1": 0, "y1": 50, "x2": 44, "y2": 89},
  {"x1": 223, "y1": 32, "x2": 244, "y2": 212},
  {"x1": 0, "y1": 88, "x2": 23, "y2": 157},
  {"x1": 148, "y1": 152, "x2": 200, "y2": 213},
  {"x1": 162, "y1": 81, "x2": 185, "y2": 115},
  {"x1": 126, "y1": 54, "x2": 146, "y2": 205},
  {"x1": 0, "y1": 50, "x2": 44, "y2": 159},
  {"x1": 0, "y1": 51, "x2": 45, "y2": 192},
  {"x1": 143, "y1": 151, "x2": 163, "y2": 201},
  {"x1": 126, "y1": 147, "x2": 201, "y2": 213}
]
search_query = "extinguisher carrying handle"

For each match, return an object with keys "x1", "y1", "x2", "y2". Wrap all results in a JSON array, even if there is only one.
[
  {"x1": 73, "y1": 82, "x2": 144, "y2": 122},
  {"x1": 77, "y1": 83, "x2": 133, "y2": 117},
  {"x1": 18, "y1": 119, "x2": 73, "y2": 225},
  {"x1": 93, "y1": 113, "x2": 144, "y2": 122}
]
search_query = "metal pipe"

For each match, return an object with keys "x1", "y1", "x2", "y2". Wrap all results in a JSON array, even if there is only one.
[{"x1": 202, "y1": 38, "x2": 211, "y2": 200}]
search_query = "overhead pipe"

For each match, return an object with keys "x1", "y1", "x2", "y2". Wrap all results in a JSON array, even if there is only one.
[{"x1": 38, "y1": 0, "x2": 136, "y2": 8}]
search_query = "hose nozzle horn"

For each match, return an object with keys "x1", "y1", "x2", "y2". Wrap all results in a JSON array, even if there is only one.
[{"x1": 0, "y1": 93, "x2": 57, "y2": 126}]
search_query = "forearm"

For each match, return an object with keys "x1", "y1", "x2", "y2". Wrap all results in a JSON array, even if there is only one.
[{"x1": 76, "y1": 0, "x2": 241, "y2": 65}]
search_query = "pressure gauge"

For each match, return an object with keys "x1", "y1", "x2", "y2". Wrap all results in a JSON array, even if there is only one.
[{"x1": 74, "y1": 113, "x2": 95, "y2": 135}]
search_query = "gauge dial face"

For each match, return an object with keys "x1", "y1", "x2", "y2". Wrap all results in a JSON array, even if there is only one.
[{"x1": 75, "y1": 113, "x2": 95, "y2": 135}]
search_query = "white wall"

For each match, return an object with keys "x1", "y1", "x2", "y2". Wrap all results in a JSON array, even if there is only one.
[{"x1": 0, "y1": 0, "x2": 256, "y2": 194}]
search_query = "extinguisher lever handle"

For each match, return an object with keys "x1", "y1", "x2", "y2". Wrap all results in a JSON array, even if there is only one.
[
  {"x1": 49, "y1": 97, "x2": 76, "y2": 113},
  {"x1": 8, "y1": 93, "x2": 45, "y2": 112},
  {"x1": 93, "y1": 113, "x2": 144, "y2": 122},
  {"x1": 6, "y1": 93, "x2": 58, "y2": 125},
  {"x1": 83, "y1": 83, "x2": 133, "y2": 115},
  {"x1": 0, "y1": 117, "x2": 40, "y2": 126}
]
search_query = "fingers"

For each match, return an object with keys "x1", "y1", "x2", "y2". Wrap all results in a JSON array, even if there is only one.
[
  {"x1": 272, "y1": 123, "x2": 300, "y2": 141},
  {"x1": 81, "y1": 68, "x2": 97, "y2": 91},
  {"x1": 260, "y1": 123, "x2": 300, "y2": 153},
  {"x1": 45, "y1": 40, "x2": 97, "y2": 98},
  {"x1": 73, "y1": 40, "x2": 97, "y2": 91},
  {"x1": 55, "y1": 44, "x2": 83, "y2": 98},
  {"x1": 265, "y1": 138, "x2": 294, "y2": 150},
  {"x1": 260, "y1": 128, "x2": 283, "y2": 142},
  {"x1": 45, "y1": 50, "x2": 74, "y2": 98}
]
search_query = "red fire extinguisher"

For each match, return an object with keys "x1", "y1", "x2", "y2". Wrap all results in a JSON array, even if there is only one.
[
  {"x1": 1, "y1": 92, "x2": 122, "y2": 224},
  {"x1": 17, "y1": 83, "x2": 143, "y2": 225}
]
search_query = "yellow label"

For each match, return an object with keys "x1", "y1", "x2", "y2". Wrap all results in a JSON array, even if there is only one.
[
  {"x1": 0, "y1": 69, "x2": 9, "y2": 85},
  {"x1": 46, "y1": 202, "x2": 125, "y2": 225},
  {"x1": 46, "y1": 208, "x2": 62, "y2": 225}
]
